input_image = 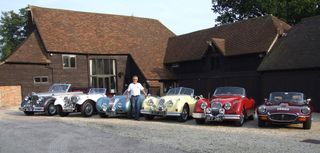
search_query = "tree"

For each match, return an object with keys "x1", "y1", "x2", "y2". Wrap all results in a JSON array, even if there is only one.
[
  {"x1": 212, "y1": 0, "x2": 320, "y2": 25},
  {"x1": 0, "y1": 8, "x2": 30, "y2": 61}
]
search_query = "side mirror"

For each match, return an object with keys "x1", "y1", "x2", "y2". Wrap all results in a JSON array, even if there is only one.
[
  {"x1": 306, "y1": 98, "x2": 311, "y2": 104},
  {"x1": 264, "y1": 98, "x2": 268, "y2": 103}
]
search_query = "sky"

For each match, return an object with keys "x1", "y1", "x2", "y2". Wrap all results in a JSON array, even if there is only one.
[{"x1": 0, "y1": 0, "x2": 217, "y2": 35}]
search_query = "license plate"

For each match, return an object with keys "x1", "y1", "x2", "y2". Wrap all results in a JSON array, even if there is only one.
[
  {"x1": 277, "y1": 107, "x2": 289, "y2": 111},
  {"x1": 152, "y1": 111, "x2": 166, "y2": 116}
]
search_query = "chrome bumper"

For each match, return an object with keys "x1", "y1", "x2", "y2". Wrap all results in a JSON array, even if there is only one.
[
  {"x1": 19, "y1": 106, "x2": 44, "y2": 112},
  {"x1": 140, "y1": 110, "x2": 181, "y2": 117},
  {"x1": 192, "y1": 113, "x2": 241, "y2": 121}
]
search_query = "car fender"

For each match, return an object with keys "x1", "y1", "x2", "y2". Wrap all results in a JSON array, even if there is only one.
[
  {"x1": 96, "y1": 97, "x2": 110, "y2": 112},
  {"x1": 44, "y1": 97, "x2": 56, "y2": 107},
  {"x1": 233, "y1": 100, "x2": 244, "y2": 114},
  {"x1": 54, "y1": 97, "x2": 65, "y2": 106}
]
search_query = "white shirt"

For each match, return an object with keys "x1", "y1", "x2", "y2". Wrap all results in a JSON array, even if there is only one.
[{"x1": 127, "y1": 83, "x2": 144, "y2": 96}]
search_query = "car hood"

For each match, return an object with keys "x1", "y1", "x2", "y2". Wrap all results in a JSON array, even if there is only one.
[
  {"x1": 212, "y1": 96, "x2": 241, "y2": 104},
  {"x1": 264, "y1": 103, "x2": 305, "y2": 114},
  {"x1": 160, "y1": 95, "x2": 190, "y2": 101},
  {"x1": 32, "y1": 92, "x2": 83, "y2": 97},
  {"x1": 32, "y1": 92, "x2": 55, "y2": 97}
]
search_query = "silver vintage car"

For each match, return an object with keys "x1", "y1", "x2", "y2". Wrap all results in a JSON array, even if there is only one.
[{"x1": 19, "y1": 83, "x2": 78, "y2": 116}]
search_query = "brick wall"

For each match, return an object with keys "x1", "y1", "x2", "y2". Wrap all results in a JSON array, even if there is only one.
[
  {"x1": 0, "y1": 63, "x2": 52, "y2": 98},
  {"x1": 0, "y1": 86, "x2": 22, "y2": 107}
]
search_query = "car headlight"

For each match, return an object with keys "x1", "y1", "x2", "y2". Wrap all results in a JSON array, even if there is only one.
[
  {"x1": 38, "y1": 97, "x2": 44, "y2": 102},
  {"x1": 63, "y1": 96, "x2": 69, "y2": 102},
  {"x1": 200, "y1": 102, "x2": 207, "y2": 110},
  {"x1": 258, "y1": 106, "x2": 266, "y2": 113},
  {"x1": 224, "y1": 102, "x2": 232, "y2": 110},
  {"x1": 71, "y1": 96, "x2": 80, "y2": 103},
  {"x1": 147, "y1": 99, "x2": 154, "y2": 106},
  {"x1": 166, "y1": 100, "x2": 174, "y2": 107},
  {"x1": 24, "y1": 96, "x2": 29, "y2": 101},
  {"x1": 219, "y1": 108, "x2": 225, "y2": 114},
  {"x1": 118, "y1": 102, "x2": 122, "y2": 108},
  {"x1": 301, "y1": 107, "x2": 310, "y2": 114},
  {"x1": 205, "y1": 108, "x2": 211, "y2": 114},
  {"x1": 101, "y1": 102, "x2": 108, "y2": 109}
]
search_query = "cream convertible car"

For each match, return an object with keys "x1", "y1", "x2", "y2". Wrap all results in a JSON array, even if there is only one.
[{"x1": 140, "y1": 87, "x2": 197, "y2": 122}]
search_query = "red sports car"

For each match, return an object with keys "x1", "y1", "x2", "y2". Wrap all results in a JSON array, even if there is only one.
[
  {"x1": 192, "y1": 87, "x2": 255, "y2": 126},
  {"x1": 257, "y1": 92, "x2": 312, "y2": 129}
]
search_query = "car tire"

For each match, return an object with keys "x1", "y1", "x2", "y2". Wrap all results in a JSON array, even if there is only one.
[
  {"x1": 235, "y1": 110, "x2": 245, "y2": 126},
  {"x1": 81, "y1": 101, "x2": 94, "y2": 117},
  {"x1": 144, "y1": 114, "x2": 155, "y2": 120},
  {"x1": 57, "y1": 105, "x2": 69, "y2": 117},
  {"x1": 195, "y1": 119, "x2": 205, "y2": 124},
  {"x1": 24, "y1": 111, "x2": 34, "y2": 116},
  {"x1": 303, "y1": 119, "x2": 312, "y2": 130},
  {"x1": 45, "y1": 101, "x2": 57, "y2": 116},
  {"x1": 178, "y1": 104, "x2": 189, "y2": 122},
  {"x1": 258, "y1": 119, "x2": 266, "y2": 127},
  {"x1": 99, "y1": 113, "x2": 108, "y2": 118}
]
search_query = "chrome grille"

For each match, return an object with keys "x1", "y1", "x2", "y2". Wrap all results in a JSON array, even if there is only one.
[
  {"x1": 211, "y1": 102, "x2": 222, "y2": 109},
  {"x1": 269, "y1": 114, "x2": 297, "y2": 122},
  {"x1": 30, "y1": 95, "x2": 39, "y2": 105},
  {"x1": 159, "y1": 99, "x2": 165, "y2": 106}
]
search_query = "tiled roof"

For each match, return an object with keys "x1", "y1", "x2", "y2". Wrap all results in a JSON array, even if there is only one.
[
  {"x1": 164, "y1": 15, "x2": 291, "y2": 64},
  {"x1": 5, "y1": 32, "x2": 51, "y2": 64},
  {"x1": 258, "y1": 15, "x2": 320, "y2": 71},
  {"x1": 29, "y1": 6, "x2": 175, "y2": 79}
]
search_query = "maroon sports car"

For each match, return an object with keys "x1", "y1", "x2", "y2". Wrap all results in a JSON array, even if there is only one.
[{"x1": 257, "y1": 92, "x2": 312, "y2": 129}]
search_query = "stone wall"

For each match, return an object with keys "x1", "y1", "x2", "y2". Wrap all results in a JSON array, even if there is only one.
[{"x1": 0, "y1": 86, "x2": 22, "y2": 107}]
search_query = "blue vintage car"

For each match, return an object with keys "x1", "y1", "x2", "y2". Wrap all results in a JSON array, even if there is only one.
[{"x1": 96, "y1": 91, "x2": 145, "y2": 118}]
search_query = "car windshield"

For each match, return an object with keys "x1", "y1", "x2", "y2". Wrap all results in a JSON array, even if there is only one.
[
  {"x1": 48, "y1": 84, "x2": 70, "y2": 93},
  {"x1": 166, "y1": 87, "x2": 194, "y2": 96},
  {"x1": 269, "y1": 92, "x2": 304, "y2": 103},
  {"x1": 88, "y1": 88, "x2": 106, "y2": 95},
  {"x1": 213, "y1": 87, "x2": 245, "y2": 96}
]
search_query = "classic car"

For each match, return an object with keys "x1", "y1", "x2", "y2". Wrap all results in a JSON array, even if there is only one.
[
  {"x1": 96, "y1": 90, "x2": 145, "y2": 118},
  {"x1": 140, "y1": 87, "x2": 197, "y2": 122},
  {"x1": 54, "y1": 88, "x2": 107, "y2": 117},
  {"x1": 257, "y1": 92, "x2": 312, "y2": 129},
  {"x1": 192, "y1": 87, "x2": 255, "y2": 126},
  {"x1": 19, "y1": 83, "x2": 72, "y2": 116}
]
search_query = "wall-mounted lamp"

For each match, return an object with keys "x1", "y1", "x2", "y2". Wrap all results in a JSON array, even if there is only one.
[{"x1": 118, "y1": 72, "x2": 124, "y2": 78}]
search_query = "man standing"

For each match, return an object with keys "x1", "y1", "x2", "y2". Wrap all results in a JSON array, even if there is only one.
[{"x1": 127, "y1": 75, "x2": 147, "y2": 120}]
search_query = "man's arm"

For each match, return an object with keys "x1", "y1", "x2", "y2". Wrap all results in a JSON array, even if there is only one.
[
  {"x1": 140, "y1": 84, "x2": 147, "y2": 96},
  {"x1": 126, "y1": 84, "x2": 131, "y2": 101}
]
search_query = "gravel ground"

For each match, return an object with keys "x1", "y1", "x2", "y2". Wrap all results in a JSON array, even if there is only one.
[{"x1": 0, "y1": 107, "x2": 319, "y2": 153}]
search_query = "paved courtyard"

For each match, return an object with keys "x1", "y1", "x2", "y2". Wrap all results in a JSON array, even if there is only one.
[{"x1": 0, "y1": 107, "x2": 319, "y2": 153}]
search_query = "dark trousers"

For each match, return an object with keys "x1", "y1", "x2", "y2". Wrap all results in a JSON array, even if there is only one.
[{"x1": 130, "y1": 96, "x2": 140, "y2": 119}]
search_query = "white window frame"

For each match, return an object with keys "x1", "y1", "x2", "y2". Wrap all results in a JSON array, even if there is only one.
[
  {"x1": 33, "y1": 76, "x2": 49, "y2": 84},
  {"x1": 89, "y1": 59, "x2": 117, "y2": 93},
  {"x1": 62, "y1": 54, "x2": 77, "y2": 69}
]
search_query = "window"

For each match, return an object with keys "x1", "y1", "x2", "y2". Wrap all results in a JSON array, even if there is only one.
[
  {"x1": 90, "y1": 59, "x2": 117, "y2": 93},
  {"x1": 34, "y1": 76, "x2": 49, "y2": 84},
  {"x1": 62, "y1": 55, "x2": 76, "y2": 69}
]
